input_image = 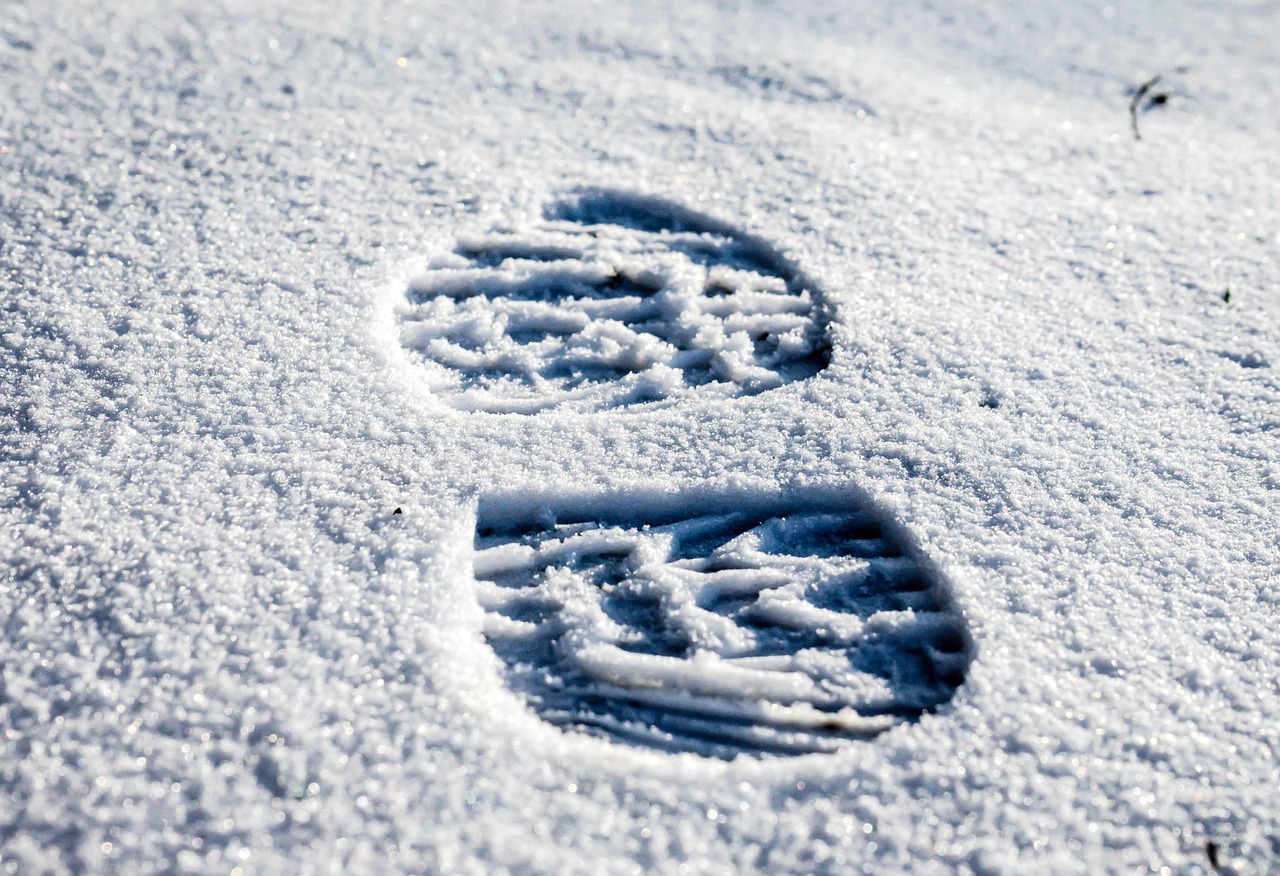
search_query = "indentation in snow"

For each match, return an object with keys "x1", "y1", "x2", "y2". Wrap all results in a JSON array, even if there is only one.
[
  {"x1": 396, "y1": 189, "x2": 831, "y2": 413},
  {"x1": 472, "y1": 492, "x2": 971, "y2": 758}
]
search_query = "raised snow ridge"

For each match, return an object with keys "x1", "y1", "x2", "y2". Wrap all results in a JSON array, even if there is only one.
[
  {"x1": 397, "y1": 190, "x2": 830, "y2": 413},
  {"x1": 473, "y1": 494, "x2": 971, "y2": 758}
]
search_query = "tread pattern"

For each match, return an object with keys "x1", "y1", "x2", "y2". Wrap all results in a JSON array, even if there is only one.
[
  {"x1": 473, "y1": 500, "x2": 970, "y2": 758},
  {"x1": 397, "y1": 191, "x2": 830, "y2": 413}
]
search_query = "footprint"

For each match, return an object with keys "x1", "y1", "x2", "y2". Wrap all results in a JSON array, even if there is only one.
[
  {"x1": 397, "y1": 190, "x2": 831, "y2": 413},
  {"x1": 472, "y1": 495, "x2": 971, "y2": 758}
]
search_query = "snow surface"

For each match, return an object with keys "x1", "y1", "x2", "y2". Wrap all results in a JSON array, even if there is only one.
[
  {"x1": 472, "y1": 495, "x2": 970, "y2": 758},
  {"x1": 2, "y1": 0, "x2": 1279, "y2": 873},
  {"x1": 396, "y1": 190, "x2": 831, "y2": 412}
]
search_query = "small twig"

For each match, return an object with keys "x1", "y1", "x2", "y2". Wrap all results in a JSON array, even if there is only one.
[{"x1": 1129, "y1": 74, "x2": 1162, "y2": 140}]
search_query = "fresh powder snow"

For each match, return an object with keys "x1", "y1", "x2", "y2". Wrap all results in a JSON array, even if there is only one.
[{"x1": 2, "y1": 0, "x2": 1278, "y2": 874}]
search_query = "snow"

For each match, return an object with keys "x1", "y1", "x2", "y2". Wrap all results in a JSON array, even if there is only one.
[
  {"x1": 395, "y1": 190, "x2": 828, "y2": 412},
  {"x1": 473, "y1": 499, "x2": 967, "y2": 757},
  {"x1": 2, "y1": 0, "x2": 1278, "y2": 873}
]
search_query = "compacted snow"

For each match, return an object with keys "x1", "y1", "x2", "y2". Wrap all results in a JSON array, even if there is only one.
[
  {"x1": 397, "y1": 190, "x2": 831, "y2": 412},
  {"x1": 2, "y1": 0, "x2": 1278, "y2": 873}
]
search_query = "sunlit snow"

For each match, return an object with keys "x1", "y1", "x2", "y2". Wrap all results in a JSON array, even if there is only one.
[{"x1": 2, "y1": 1, "x2": 1278, "y2": 873}]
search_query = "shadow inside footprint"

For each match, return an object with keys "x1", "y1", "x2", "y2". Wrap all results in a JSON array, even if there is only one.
[
  {"x1": 397, "y1": 189, "x2": 831, "y2": 413},
  {"x1": 472, "y1": 492, "x2": 972, "y2": 758}
]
